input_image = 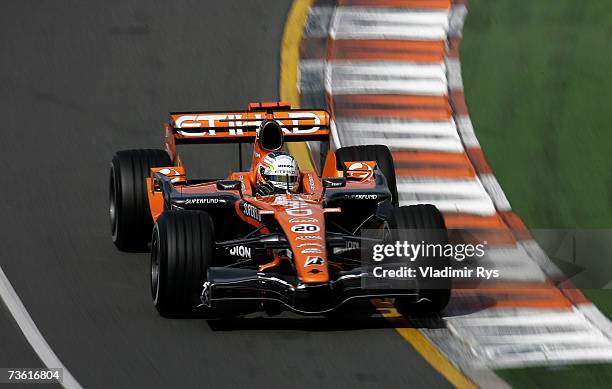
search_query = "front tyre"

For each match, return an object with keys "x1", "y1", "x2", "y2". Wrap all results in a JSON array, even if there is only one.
[
  {"x1": 151, "y1": 210, "x2": 214, "y2": 317},
  {"x1": 388, "y1": 204, "x2": 451, "y2": 314},
  {"x1": 110, "y1": 149, "x2": 171, "y2": 251}
]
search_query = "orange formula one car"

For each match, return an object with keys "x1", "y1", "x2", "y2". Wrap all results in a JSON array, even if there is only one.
[{"x1": 109, "y1": 102, "x2": 450, "y2": 316}]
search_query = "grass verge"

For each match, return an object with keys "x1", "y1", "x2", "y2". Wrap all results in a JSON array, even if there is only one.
[
  {"x1": 462, "y1": 0, "x2": 612, "y2": 229},
  {"x1": 496, "y1": 364, "x2": 612, "y2": 389},
  {"x1": 462, "y1": 1, "x2": 612, "y2": 387}
]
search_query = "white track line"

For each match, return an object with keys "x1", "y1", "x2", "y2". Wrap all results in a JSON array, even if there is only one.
[
  {"x1": 452, "y1": 312, "x2": 589, "y2": 327},
  {"x1": 446, "y1": 307, "x2": 612, "y2": 367},
  {"x1": 305, "y1": 6, "x2": 335, "y2": 38},
  {"x1": 397, "y1": 177, "x2": 491, "y2": 197},
  {"x1": 329, "y1": 79, "x2": 448, "y2": 96},
  {"x1": 446, "y1": 58, "x2": 464, "y2": 91},
  {"x1": 335, "y1": 118, "x2": 458, "y2": 136},
  {"x1": 0, "y1": 266, "x2": 82, "y2": 389},
  {"x1": 449, "y1": 4, "x2": 468, "y2": 37},
  {"x1": 331, "y1": 7, "x2": 449, "y2": 40},
  {"x1": 479, "y1": 174, "x2": 512, "y2": 211},
  {"x1": 455, "y1": 115, "x2": 481, "y2": 147},
  {"x1": 480, "y1": 246, "x2": 547, "y2": 281},
  {"x1": 327, "y1": 62, "x2": 448, "y2": 96},
  {"x1": 396, "y1": 177, "x2": 496, "y2": 215},
  {"x1": 488, "y1": 348, "x2": 612, "y2": 369},
  {"x1": 346, "y1": 136, "x2": 464, "y2": 153},
  {"x1": 479, "y1": 331, "x2": 607, "y2": 345}
]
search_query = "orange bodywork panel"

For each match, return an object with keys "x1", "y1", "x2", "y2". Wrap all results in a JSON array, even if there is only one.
[
  {"x1": 147, "y1": 180, "x2": 164, "y2": 222},
  {"x1": 144, "y1": 103, "x2": 387, "y2": 286},
  {"x1": 321, "y1": 149, "x2": 342, "y2": 178},
  {"x1": 147, "y1": 166, "x2": 186, "y2": 222}
]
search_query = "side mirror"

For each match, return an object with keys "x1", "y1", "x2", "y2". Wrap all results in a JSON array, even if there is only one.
[
  {"x1": 322, "y1": 177, "x2": 346, "y2": 189},
  {"x1": 217, "y1": 180, "x2": 242, "y2": 191}
]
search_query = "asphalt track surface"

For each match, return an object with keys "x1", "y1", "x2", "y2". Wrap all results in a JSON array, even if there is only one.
[{"x1": 0, "y1": 1, "x2": 452, "y2": 388}]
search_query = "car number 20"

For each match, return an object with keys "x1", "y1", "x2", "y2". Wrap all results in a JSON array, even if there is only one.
[{"x1": 291, "y1": 224, "x2": 320, "y2": 233}]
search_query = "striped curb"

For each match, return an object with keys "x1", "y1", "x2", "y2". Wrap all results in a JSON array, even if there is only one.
[{"x1": 296, "y1": 0, "x2": 612, "y2": 373}]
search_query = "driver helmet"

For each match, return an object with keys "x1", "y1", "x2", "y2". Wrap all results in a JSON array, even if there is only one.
[{"x1": 256, "y1": 152, "x2": 300, "y2": 193}]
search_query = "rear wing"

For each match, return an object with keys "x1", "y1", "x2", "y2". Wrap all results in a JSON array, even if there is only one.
[{"x1": 169, "y1": 106, "x2": 330, "y2": 144}]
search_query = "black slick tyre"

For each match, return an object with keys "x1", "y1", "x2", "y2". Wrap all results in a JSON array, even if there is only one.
[
  {"x1": 109, "y1": 149, "x2": 171, "y2": 251},
  {"x1": 387, "y1": 204, "x2": 451, "y2": 313},
  {"x1": 151, "y1": 210, "x2": 214, "y2": 317}
]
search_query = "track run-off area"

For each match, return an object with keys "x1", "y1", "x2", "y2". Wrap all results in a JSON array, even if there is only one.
[{"x1": 283, "y1": 0, "x2": 612, "y2": 386}]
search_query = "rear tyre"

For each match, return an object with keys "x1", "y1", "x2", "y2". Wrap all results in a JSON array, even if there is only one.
[
  {"x1": 110, "y1": 149, "x2": 171, "y2": 251},
  {"x1": 335, "y1": 145, "x2": 398, "y2": 206},
  {"x1": 151, "y1": 210, "x2": 213, "y2": 316},
  {"x1": 387, "y1": 204, "x2": 451, "y2": 314}
]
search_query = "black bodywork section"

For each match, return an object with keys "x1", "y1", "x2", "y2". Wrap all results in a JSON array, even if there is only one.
[{"x1": 156, "y1": 169, "x2": 419, "y2": 314}]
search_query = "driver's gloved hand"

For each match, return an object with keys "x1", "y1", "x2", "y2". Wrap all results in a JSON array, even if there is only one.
[{"x1": 255, "y1": 182, "x2": 275, "y2": 197}]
